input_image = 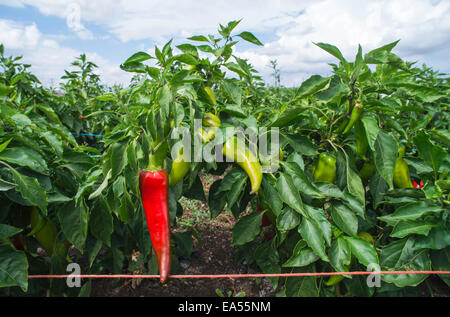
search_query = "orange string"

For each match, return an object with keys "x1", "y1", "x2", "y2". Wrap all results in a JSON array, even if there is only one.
[{"x1": 28, "y1": 271, "x2": 450, "y2": 279}]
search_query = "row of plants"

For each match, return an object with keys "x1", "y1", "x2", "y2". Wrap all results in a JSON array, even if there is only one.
[{"x1": 0, "y1": 20, "x2": 449, "y2": 297}]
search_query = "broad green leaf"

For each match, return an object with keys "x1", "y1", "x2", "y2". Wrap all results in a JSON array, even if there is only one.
[
  {"x1": 232, "y1": 212, "x2": 264, "y2": 246},
  {"x1": 414, "y1": 227, "x2": 450, "y2": 250},
  {"x1": 277, "y1": 173, "x2": 306, "y2": 217},
  {"x1": 123, "y1": 51, "x2": 152, "y2": 64},
  {"x1": 236, "y1": 32, "x2": 263, "y2": 46},
  {"x1": 344, "y1": 236, "x2": 379, "y2": 267},
  {"x1": 10, "y1": 169, "x2": 47, "y2": 214},
  {"x1": 390, "y1": 220, "x2": 438, "y2": 238},
  {"x1": 57, "y1": 201, "x2": 88, "y2": 252},
  {"x1": 430, "y1": 247, "x2": 450, "y2": 287},
  {"x1": 0, "y1": 147, "x2": 49, "y2": 175},
  {"x1": 0, "y1": 138, "x2": 12, "y2": 153},
  {"x1": 254, "y1": 241, "x2": 280, "y2": 288},
  {"x1": 380, "y1": 238, "x2": 430, "y2": 287},
  {"x1": 330, "y1": 201, "x2": 358, "y2": 237},
  {"x1": 276, "y1": 207, "x2": 301, "y2": 232},
  {"x1": 413, "y1": 130, "x2": 447, "y2": 178},
  {"x1": 110, "y1": 142, "x2": 127, "y2": 179},
  {"x1": 298, "y1": 217, "x2": 328, "y2": 262},
  {"x1": 0, "y1": 244, "x2": 28, "y2": 292},
  {"x1": 283, "y1": 248, "x2": 319, "y2": 267},
  {"x1": 361, "y1": 116, "x2": 379, "y2": 151},
  {"x1": 90, "y1": 197, "x2": 113, "y2": 247},
  {"x1": 208, "y1": 180, "x2": 227, "y2": 219},
  {"x1": 261, "y1": 176, "x2": 283, "y2": 216},
  {"x1": 314, "y1": 42, "x2": 347, "y2": 65},
  {"x1": 296, "y1": 75, "x2": 330, "y2": 99},
  {"x1": 268, "y1": 107, "x2": 307, "y2": 128},
  {"x1": 373, "y1": 131, "x2": 398, "y2": 189},
  {"x1": 281, "y1": 162, "x2": 323, "y2": 198},
  {"x1": 329, "y1": 237, "x2": 351, "y2": 273},
  {"x1": 281, "y1": 134, "x2": 318, "y2": 156},
  {"x1": 377, "y1": 201, "x2": 443, "y2": 226},
  {"x1": 0, "y1": 224, "x2": 22, "y2": 239}
]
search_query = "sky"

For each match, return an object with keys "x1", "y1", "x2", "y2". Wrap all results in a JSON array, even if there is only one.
[{"x1": 0, "y1": 0, "x2": 449, "y2": 88}]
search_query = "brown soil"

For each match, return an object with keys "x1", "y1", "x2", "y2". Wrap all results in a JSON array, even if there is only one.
[{"x1": 90, "y1": 223, "x2": 276, "y2": 297}]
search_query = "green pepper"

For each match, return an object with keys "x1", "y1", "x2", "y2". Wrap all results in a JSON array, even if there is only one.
[
  {"x1": 30, "y1": 207, "x2": 67, "y2": 257},
  {"x1": 343, "y1": 103, "x2": 363, "y2": 134},
  {"x1": 168, "y1": 146, "x2": 190, "y2": 187},
  {"x1": 360, "y1": 160, "x2": 375, "y2": 184},
  {"x1": 354, "y1": 120, "x2": 368, "y2": 159},
  {"x1": 393, "y1": 146, "x2": 413, "y2": 188},
  {"x1": 222, "y1": 136, "x2": 262, "y2": 194},
  {"x1": 313, "y1": 153, "x2": 336, "y2": 183}
]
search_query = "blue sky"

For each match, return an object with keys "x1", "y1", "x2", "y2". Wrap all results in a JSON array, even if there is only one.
[{"x1": 1, "y1": 0, "x2": 449, "y2": 87}]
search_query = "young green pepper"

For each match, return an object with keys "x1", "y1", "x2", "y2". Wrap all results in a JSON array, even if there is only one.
[
  {"x1": 313, "y1": 153, "x2": 336, "y2": 183},
  {"x1": 343, "y1": 103, "x2": 363, "y2": 134},
  {"x1": 222, "y1": 136, "x2": 263, "y2": 194},
  {"x1": 393, "y1": 146, "x2": 413, "y2": 188}
]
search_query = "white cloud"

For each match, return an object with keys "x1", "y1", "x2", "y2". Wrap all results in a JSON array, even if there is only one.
[
  {"x1": 0, "y1": 0, "x2": 449, "y2": 86},
  {"x1": 237, "y1": 0, "x2": 450, "y2": 85},
  {"x1": 0, "y1": 19, "x2": 131, "y2": 87}
]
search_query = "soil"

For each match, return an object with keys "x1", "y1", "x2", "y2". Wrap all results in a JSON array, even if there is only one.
[{"x1": 90, "y1": 223, "x2": 276, "y2": 297}]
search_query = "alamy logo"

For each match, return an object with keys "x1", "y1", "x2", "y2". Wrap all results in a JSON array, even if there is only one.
[{"x1": 66, "y1": 263, "x2": 81, "y2": 288}]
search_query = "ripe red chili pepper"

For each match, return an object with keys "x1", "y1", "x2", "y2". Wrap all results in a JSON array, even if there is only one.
[
  {"x1": 78, "y1": 115, "x2": 84, "y2": 120},
  {"x1": 412, "y1": 180, "x2": 424, "y2": 189},
  {"x1": 139, "y1": 169, "x2": 172, "y2": 283}
]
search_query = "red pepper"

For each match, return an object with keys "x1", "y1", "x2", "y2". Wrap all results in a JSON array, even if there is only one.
[
  {"x1": 78, "y1": 115, "x2": 84, "y2": 120},
  {"x1": 139, "y1": 169, "x2": 172, "y2": 283},
  {"x1": 412, "y1": 180, "x2": 424, "y2": 189},
  {"x1": 256, "y1": 204, "x2": 273, "y2": 227}
]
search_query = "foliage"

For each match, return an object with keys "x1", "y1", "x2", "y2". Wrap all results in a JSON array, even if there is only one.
[{"x1": 0, "y1": 19, "x2": 449, "y2": 297}]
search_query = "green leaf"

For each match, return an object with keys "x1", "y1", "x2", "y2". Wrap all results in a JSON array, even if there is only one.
[
  {"x1": 283, "y1": 248, "x2": 319, "y2": 267},
  {"x1": 329, "y1": 237, "x2": 351, "y2": 273},
  {"x1": 330, "y1": 201, "x2": 358, "y2": 237},
  {"x1": 188, "y1": 35, "x2": 210, "y2": 42},
  {"x1": 281, "y1": 134, "x2": 318, "y2": 156},
  {"x1": 296, "y1": 75, "x2": 330, "y2": 99},
  {"x1": 380, "y1": 237, "x2": 430, "y2": 287},
  {"x1": 430, "y1": 247, "x2": 450, "y2": 287},
  {"x1": 344, "y1": 236, "x2": 379, "y2": 267},
  {"x1": 10, "y1": 169, "x2": 47, "y2": 214},
  {"x1": 390, "y1": 220, "x2": 438, "y2": 239},
  {"x1": 261, "y1": 176, "x2": 283, "y2": 217},
  {"x1": 373, "y1": 131, "x2": 398, "y2": 189},
  {"x1": 232, "y1": 212, "x2": 264, "y2": 246},
  {"x1": 276, "y1": 207, "x2": 301, "y2": 232},
  {"x1": 0, "y1": 244, "x2": 28, "y2": 292},
  {"x1": 0, "y1": 224, "x2": 22, "y2": 239},
  {"x1": 414, "y1": 227, "x2": 450, "y2": 250},
  {"x1": 361, "y1": 116, "x2": 379, "y2": 151},
  {"x1": 268, "y1": 107, "x2": 307, "y2": 128},
  {"x1": 0, "y1": 147, "x2": 49, "y2": 175},
  {"x1": 208, "y1": 180, "x2": 227, "y2": 218},
  {"x1": 89, "y1": 169, "x2": 112, "y2": 200},
  {"x1": 277, "y1": 173, "x2": 306, "y2": 217},
  {"x1": 314, "y1": 42, "x2": 347, "y2": 65},
  {"x1": 254, "y1": 241, "x2": 280, "y2": 288},
  {"x1": 57, "y1": 201, "x2": 88, "y2": 252},
  {"x1": 110, "y1": 142, "x2": 127, "y2": 179},
  {"x1": 236, "y1": 32, "x2": 263, "y2": 46},
  {"x1": 123, "y1": 51, "x2": 152, "y2": 64},
  {"x1": 90, "y1": 197, "x2": 113, "y2": 247},
  {"x1": 281, "y1": 162, "x2": 323, "y2": 198},
  {"x1": 413, "y1": 130, "x2": 447, "y2": 178},
  {"x1": 378, "y1": 201, "x2": 443, "y2": 226},
  {"x1": 0, "y1": 138, "x2": 12, "y2": 153},
  {"x1": 298, "y1": 217, "x2": 329, "y2": 262}
]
